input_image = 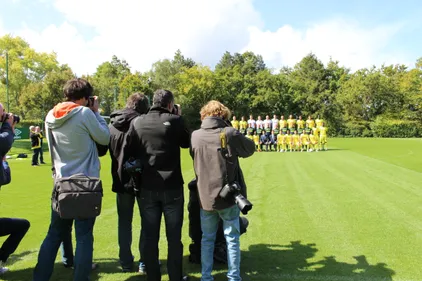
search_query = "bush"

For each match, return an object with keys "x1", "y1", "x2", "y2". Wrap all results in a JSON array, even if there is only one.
[
  {"x1": 343, "y1": 121, "x2": 371, "y2": 137},
  {"x1": 18, "y1": 119, "x2": 43, "y2": 127},
  {"x1": 370, "y1": 118, "x2": 421, "y2": 138}
]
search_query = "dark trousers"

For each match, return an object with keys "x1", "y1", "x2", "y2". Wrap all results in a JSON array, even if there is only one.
[
  {"x1": 116, "y1": 192, "x2": 145, "y2": 269},
  {"x1": 0, "y1": 218, "x2": 30, "y2": 263},
  {"x1": 39, "y1": 143, "x2": 44, "y2": 163},
  {"x1": 32, "y1": 148, "x2": 41, "y2": 165},
  {"x1": 139, "y1": 189, "x2": 184, "y2": 281}
]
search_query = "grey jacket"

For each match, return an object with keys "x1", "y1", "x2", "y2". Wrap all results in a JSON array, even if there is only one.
[
  {"x1": 45, "y1": 102, "x2": 110, "y2": 178},
  {"x1": 190, "y1": 117, "x2": 255, "y2": 211}
]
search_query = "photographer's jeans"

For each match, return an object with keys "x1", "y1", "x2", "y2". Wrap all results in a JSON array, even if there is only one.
[
  {"x1": 200, "y1": 205, "x2": 241, "y2": 281},
  {"x1": 116, "y1": 192, "x2": 145, "y2": 270},
  {"x1": 32, "y1": 209, "x2": 95, "y2": 281},
  {"x1": 0, "y1": 218, "x2": 30, "y2": 263},
  {"x1": 139, "y1": 188, "x2": 184, "y2": 281}
]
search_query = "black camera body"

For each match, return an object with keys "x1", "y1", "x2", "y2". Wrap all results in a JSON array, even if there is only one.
[
  {"x1": 219, "y1": 182, "x2": 253, "y2": 215},
  {"x1": 1, "y1": 113, "x2": 20, "y2": 124}
]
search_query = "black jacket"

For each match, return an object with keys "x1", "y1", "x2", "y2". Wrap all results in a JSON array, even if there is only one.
[
  {"x1": 30, "y1": 132, "x2": 41, "y2": 149},
  {"x1": 109, "y1": 108, "x2": 141, "y2": 193},
  {"x1": 129, "y1": 106, "x2": 190, "y2": 190},
  {"x1": 0, "y1": 123, "x2": 14, "y2": 186}
]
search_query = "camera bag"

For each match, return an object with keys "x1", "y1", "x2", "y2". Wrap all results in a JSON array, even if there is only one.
[{"x1": 48, "y1": 127, "x2": 103, "y2": 219}]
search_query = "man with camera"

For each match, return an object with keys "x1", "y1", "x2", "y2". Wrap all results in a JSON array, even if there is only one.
[
  {"x1": 32, "y1": 78, "x2": 110, "y2": 281},
  {"x1": 190, "y1": 100, "x2": 255, "y2": 281},
  {"x1": 30, "y1": 126, "x2": 42, "y2": 166},
  {"x1": 0, "y1": 104, "x2": 30, "y2": 275},
  {"x1": 128, "y1": 89, "x2": 190, "y2": 281},
  {"x1": 109, "y1": 93, "x2": 150, "y2": 273}
]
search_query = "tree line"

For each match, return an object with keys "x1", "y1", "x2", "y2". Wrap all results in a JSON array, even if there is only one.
[{"x1": 1, "y1": 34, "x2": 422, "y2": 137}]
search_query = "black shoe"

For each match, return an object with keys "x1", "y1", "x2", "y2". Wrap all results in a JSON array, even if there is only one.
[
  {"x1": 213, "y1": 242, "x2": 227, "y2": 264},
  {"x1": 40, "y1": 162, "x2": 46, "y2": 164}
]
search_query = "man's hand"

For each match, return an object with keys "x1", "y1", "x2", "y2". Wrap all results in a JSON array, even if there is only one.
[
  {"x1": 175, "y1": 104, "x2": 182, "y2": 116},
  {"x1": 90, "y1": 96, "x2": 99, "y2": 113}
]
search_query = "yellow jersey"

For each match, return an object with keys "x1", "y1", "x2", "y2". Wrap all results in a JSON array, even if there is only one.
[
  {"x1": 309, "y1": 134, "x2": 318, "y2": 144},
  {"x1": 286, "y1": 135, "x2": 293, "y2": 144},
  {"x1": 287, "y1": 118, "x2": 296, "y2": 129},
  {"x1": 246, "y1": 135, "x2": 253, "y2": 141},
  {"x1": 319, "y1": 126, "x2": 327, "y2": 137},
  {"x1": 277, "y1": 134, "x2": 283, "y2": 143},
  {"x1": 239, "y1": 121, "x2": 248, "y2": 130},
  {"x1": 282, "y1": 134, "x2": 288, "y2": 144},
  {"x1": 300, "y1": 134, "x2": 309, "y2": 143},
  {"x1": 279, "y1": 119, "x2": 287, "y2": 128},
  {"x1": 297, "y1": 120, "x2": 305, "y2": 129},
  {"x1": 292, "y1": 134, "x2": 300, "y2": 144},
  {"x1": 312, "y1": 127, "x2": 319, "y2": 137},
  {"x1": 253, "y1": 135, "x2": 259, "y2": 144},
  {"x1": 232, "y1": 120, "x2": 239, "y2": 130},
  {"x1": 306, "y1": 119, "x2": 315, "y2": 128},
  {"x1": 316, "y1": 119, "x2": 324, "y2": 128}
]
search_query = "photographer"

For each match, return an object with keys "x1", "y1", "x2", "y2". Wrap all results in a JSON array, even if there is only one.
[
  {"x1": 0, "y1": 104, "x2": 30, "y2": 275},
  {"x1": 128, "y1": 89, "x2": 189, "y2": 281},
  {"x1": 33, "y1": 78, "x2": 110, "y2": 281},
  {"x1": 109, "y1": 93, "x2": 149, "y2": 273},
  {"x1": 30, "y1": 126, "x2": 42, "y2": 166},
  {"x1": 190, "y1": 100, "x2": 255, "y2": 281}
]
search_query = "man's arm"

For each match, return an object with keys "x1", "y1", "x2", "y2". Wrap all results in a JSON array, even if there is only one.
[
  {"x1": 178, "y1": 116, "x2": 190, "y2": 149},
  {"x1": 83, "y1": 109, "x2": 110, "y2": 146},
  {"x1": 0, "y1": 123, "x2": 14, "y2": 155},
  {"x1": 229, "y1": 129, "x2": 255, "y2": 158}
]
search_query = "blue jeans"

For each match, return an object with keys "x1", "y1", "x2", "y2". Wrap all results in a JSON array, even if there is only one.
[
  {"x1": 116, "y1": 192, "x2": 145, "y2": 270},
  {"x1": 139, "y1": 188, "x2": 184, "y2": 281},
  {"x1": 32, "y1": 209, "x2": 95, "y2": 281},
  {"x1": 201, "y1": 205, "x2": 241, "y2": 281}
]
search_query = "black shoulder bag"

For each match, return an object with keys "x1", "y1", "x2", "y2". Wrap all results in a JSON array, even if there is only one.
[{"x1": 48, "y1": 128, "x2": 103, "y2": 219}]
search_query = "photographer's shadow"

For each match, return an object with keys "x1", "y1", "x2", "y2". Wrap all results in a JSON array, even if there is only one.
[{"x1": 240, "y1": 241, "x2": 395, "y2": 281}]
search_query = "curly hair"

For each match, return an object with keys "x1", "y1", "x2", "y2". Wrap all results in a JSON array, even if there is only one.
[{"x1": 200, "y1": 100, "x2": 231, "y2": 121}]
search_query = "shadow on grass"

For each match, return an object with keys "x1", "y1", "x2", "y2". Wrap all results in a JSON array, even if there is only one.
[
  {"x1": 241, "y1": 241, "x2": 395, "y2": 281},
  {"x1": 1, "y1": 241, "x2": 395, "y2": 281},
  {"x1": 5, "y1": 251, "x2": 35, "y2": 266}
]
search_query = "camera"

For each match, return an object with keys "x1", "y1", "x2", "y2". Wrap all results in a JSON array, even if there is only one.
[
  {"x1": 172, "y1": 104, "x2": 180, "y2": 115},
  {"x1": 123, "y1": 158, "x2": 143, "y2": 174},
  {"x1": 219, "y1": 182, "x2": 253, "y2": 215},
  {"x1": 87, "y1": 96, "x2": 95, "y2": 107},
  {"x1": 1, "y1": 113, "x2": 20, "y2": 124}
]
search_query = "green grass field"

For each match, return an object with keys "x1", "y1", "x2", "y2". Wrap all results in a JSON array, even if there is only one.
[{"x1": 1, "y1": 138, "x2": 421, "y2": 281}]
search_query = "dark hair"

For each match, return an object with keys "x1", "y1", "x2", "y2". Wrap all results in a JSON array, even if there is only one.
[
  {"x1": 153, "y1": 89, "x2": 174, "y2": 108},
  {"x1": 126, "y1": 92, "x2": 150, "y2": 114},
  {"x1": 63, "y1": 78, "x2": 93, "y2": 101}
]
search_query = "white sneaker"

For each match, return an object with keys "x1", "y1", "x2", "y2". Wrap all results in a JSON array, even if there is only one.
[{"x1": 0, "y1": 265, "x2": 9, "y2": 275}]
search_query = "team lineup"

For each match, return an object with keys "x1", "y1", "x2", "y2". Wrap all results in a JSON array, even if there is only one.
[{"x1": 231, "y1": 114, "x2": 328, "y2": 152}]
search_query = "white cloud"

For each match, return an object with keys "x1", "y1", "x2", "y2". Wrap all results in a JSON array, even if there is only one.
[
  {"x1": 17, "y1": 0, "x2": 261, "y2": 75},
  {"x1": 243, "y1": 18, "x2": 408, "y2": 71},
  {"x1": 0, "y1": 0, "x2": 412, "y2": 74}
]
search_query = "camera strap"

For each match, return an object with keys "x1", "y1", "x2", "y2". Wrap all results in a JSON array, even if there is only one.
[{"x1": 219, "y1": 128, "x2": 230, "y2": 185}]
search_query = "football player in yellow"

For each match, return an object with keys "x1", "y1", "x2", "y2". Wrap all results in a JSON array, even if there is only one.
[
  {"x1": 319, "y1": 122, "x2": 328, "y2": 151},
  {"x1": 306, "y1": 115, "x2": 315, "y2": 129},
  {"x1": 279, "y1": 115, "x2": 287, "y2": 134},
  {"x1": 286, "y1": 130, "x2": 293, "y2": 152},
  {"x1": 253, "y1": 131, "x2": 261, "y2": 152},
  {"x1": 297, "y1": 115, "x2": 305, "y2": 134},
  {"x1": 312, "y1": 126, "x2": 320, "y2": 151},
  {"x1": 287, "y1": 114, "x2": 296, "y2": 131},
  {"x1": 315, "y1": 115, "x2": 324, "y2": 129},
  {"x1": 277, "y1": 131, "x2": 283, "y2": 152},
  {"x1": 239, "y1": 116, "x2": 248, "y2": 135},
  {"x1": 232, "y1": 115, "x2": 239, "y2": 131},
  {"x1": 292, "y1": 130, "x2": 300, "y2": 151},
  {"x1": 309, "y1": 132, "x2": 318, "y2": 152},
  {"x1": 300, "y1": 130, "x2": 310, "y2": 152}
]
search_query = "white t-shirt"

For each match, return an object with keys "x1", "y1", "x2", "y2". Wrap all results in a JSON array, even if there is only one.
[
  {"x1": 271, "y1": 118, "x2": 279, "y2": 128},
  {"x1": 256, "y1": 120, "x2": 263, "y2": 129},
  {"x1": 263, "y1": 119, "x2": 272, "y2": 129},
  {"x1": 247, "y1": 119, "x2": 256, "y2": 128}
]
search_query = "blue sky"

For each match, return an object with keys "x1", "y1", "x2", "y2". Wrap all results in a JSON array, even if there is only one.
[{"x1": 1, "y1": 0, "x2": 421, "y2": 74}]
